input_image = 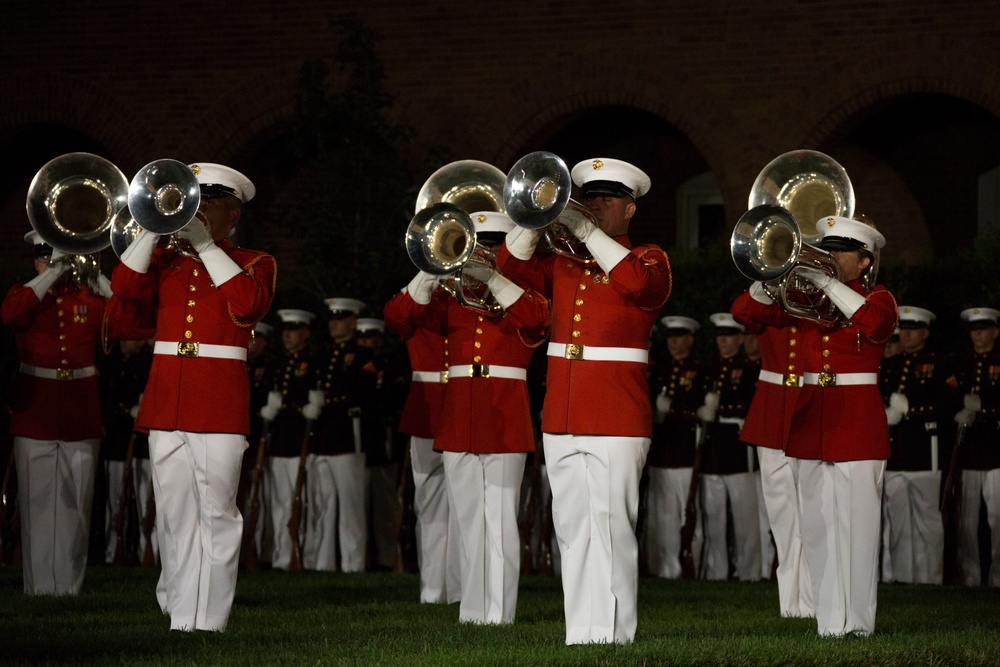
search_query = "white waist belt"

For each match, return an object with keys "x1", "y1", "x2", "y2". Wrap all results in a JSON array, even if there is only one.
[
  {"x1": 154, "y1": 341, "x2": 247, "y2": 361},
  {"x1": 759, "y1": 370, "x2": 804, "y2": 387},
  {"x1": 547, "y1": 342, "x2": 648, "y2": 364},
  {"x1": 448, "y1": 364, "x2": 526, "y2": 381},
  {"x1": 803, "y1": 371, "x2": 878, "y2": 387},
  {"x1": 20, "y1": 363, "x2": 96, "y2": 381},
  {"x1": 412, "y1": 370, "x2": 448, "y2": 383}
]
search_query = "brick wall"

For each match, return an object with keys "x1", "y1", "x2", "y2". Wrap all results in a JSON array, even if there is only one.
[{"x1": 1, "y1": 0, "x2": 998, "y2": 292}]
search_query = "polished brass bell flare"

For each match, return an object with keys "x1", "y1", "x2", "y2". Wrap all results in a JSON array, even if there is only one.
[{"x1": 503, "y1": 150, "x2": 596, "y2": 264}]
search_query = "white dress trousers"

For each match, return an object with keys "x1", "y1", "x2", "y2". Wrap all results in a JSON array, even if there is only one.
[
  {"x1": 14, "y1": 436, "x2": 98, "y2": 596},
  {"x1": 699, "y1": 471, "x2": 761, "y2": 581},
  {"x1": 149, "y1": 430, "x2": 245, "y2": 632},
  {"x1": 957, "y1": 468, "x2": 1000, "y2": 587},
  {"x1": 544, "y1": 433, "x2": 649, "y2": 645},
  {"x1": 443, "y1": 450, "x2": 525, "y2": 624},
  {"x1": 643, "y1": 466, "x2": 702, "y2": 579},
  {"x1": 880, "y1": 470, "x2": 943, "y2": 584},
  {"x1": 266, "y1": 455, "x2": 299, "y2": 570},
  {"x1": 411, "y1": 436, "x2": 462, "y2": 603},
  {"x1": 758, "y1": 446, "x2": 813, "y2": 617},
  {"x1": 302, "y1": 452, "x2": 366, "y2": 572},
  {"x1": 796, "y1": 457, "x2": 885, "y2": 637}
]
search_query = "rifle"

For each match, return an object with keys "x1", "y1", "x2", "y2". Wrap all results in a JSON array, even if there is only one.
[
  {"x1": 940, "y1": 421, "x2": 966, "y2": 583},
  {"x1": 0, "y1": 444, "x2": 15, "y2": 566},
  {"x1": 679, "y1": 419, "x2": 707, "y2": 580},
  {"x1": 288, "y1": 418, "x2": 314, "y2": 572},
  {"x1": 393, "y1": 444, "x2": 414, "y2": 573},
  {"x1": 518, "y1": 451, "x2": 542, "y2": 576},
  {"x1": 112, "y1": 433, "x2": 137, "y2": 566},
  {"x1": 140, "y1": 467, "x2": 156, "y2": 567},
  {"x1": 243, "y1": 421, "x2": 271, "y2": 571}
]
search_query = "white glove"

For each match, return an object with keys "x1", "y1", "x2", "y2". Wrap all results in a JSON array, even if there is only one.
[
  {"x1": 406, "y1": 271, "x2": 439, "y2": 305},
  {"x1": 749, "y1": 281, "x2": 773, "y2": 305},
  {"x1": 654, "y1": 388, "x2": 672, "y2": 424},
  {"x1": 562, "y1": 215, "x2": 629, "y2": 275},
  {"x1": 88, "y1": 273, "x2": 113, "y2": 299},
  {"x1": 177, "y1": 221, "x2": 243, "y2": 286},
  {"x1": 175, "y1": 219, "x2": 215, "y2": 254},
  {"x1": 462, "y1": 263, "x2": 493, "y2": 284},
  {"x1": 504, "y1": 226, "x2": 542, "y2": 261},
  {"x1": 889, "y1": 392, "x2": 909, "y2": 417},
  {"x1": 885, "y1": 406, "x2": 903, "y2": 426},
  {"x1": 955, "y1": 408, "x2": 976, "y2": 426},
  {"x1": 485, "y1": 271, "x2": 524, "y2": 311},
  {"x1": 797, "y1": 267, "x2": 865, "y2": 319},
  {"x1": 24, "y1": 257, "x2": 68, "y2": 300},
  {"x1": 964, "y1": 393, "x2": 982, "y2": 413},
  {"x1": 130, "y1": 393, "x2": 143, "y2": 420},
  {"x1": 260, "y1": 390, "x2": 282, "y2": 422},
  {"x1": 696, "y1": 392, "x2": 719, "y2": 422},
  {"x1": 120, "y1": 228, "x2": 160, "y2": 274},
  {"x1": 301, "y1": 389, "x2": 325, "y2": 421}
]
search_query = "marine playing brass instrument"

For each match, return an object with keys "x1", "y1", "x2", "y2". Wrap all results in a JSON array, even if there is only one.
[
  {"x1": 730, "y1": 150, "x2": 856, "y2": 324},
  {"x1": 406, "y1": 161, "x2": 506, "y2": 315},
  {"x1": 503, "y1": 150, "x2": 596, "y2": 263}
]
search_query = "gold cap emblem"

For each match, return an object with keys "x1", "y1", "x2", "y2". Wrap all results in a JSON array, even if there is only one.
[
  {"x1": 827, "y1": 217, "x2": 836, "y2": 228},
  {"x1": 477, "y1": 213, "x2": 486, "y2": 223},
  {"x1": 592, "y1": 159, "x2": 604, "y2": 170},
  {"x1": 191, "y1": 164, "x2": 201, "y2": 175}
]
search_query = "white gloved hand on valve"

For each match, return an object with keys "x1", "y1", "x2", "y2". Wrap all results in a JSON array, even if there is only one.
[
  {"x1": 562, "y1": 215, "x2": 629, "y2": 275},
  {"x1": 301, "y1": 389, "x2": 325, "y2": 421},
  {"x1": 749, "y1": 281, "x2": 774, "y2": 305},
  {"x1": 120, "y1": 228, "x2": 160, "y2": 274},
  {"x1": 175, "y1": 219, "x2": 216, "y2": 255},
  {"x1": 796, "y1": 267, "x2": 866, "y2": 319},
  {"x1": 461, "y1": 263, "x2": 494, "y2": 284},
  {"x1": 25, "y1": 247, "x2": 70, "y2": 299},
  {"x1": 88, "y1": 273, "x2": 113, "y2": 299}
]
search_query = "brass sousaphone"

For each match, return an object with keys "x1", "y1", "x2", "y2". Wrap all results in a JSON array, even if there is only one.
[
  {"x1": 731, "y1": 149, "x2": 856, "y2": 324},
  {"x1": 405, "y1": 160, "x2": 507, "y2": 315},
  {"x1": 26, "y1": 152, "x2": 129, "y2": 282}
]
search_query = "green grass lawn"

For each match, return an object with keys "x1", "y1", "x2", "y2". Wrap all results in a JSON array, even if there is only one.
[{"x1": 1, "y1": 566, "x2": 998, "y2": 666}]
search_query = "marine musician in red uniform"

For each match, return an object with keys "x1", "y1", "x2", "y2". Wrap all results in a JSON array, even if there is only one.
[
  {"x1": 398, "y1": 211, "x2": 550, "y2": 625},
  {"x1": 2, "y1": 231, "x2": 110, "y2": 595},
  {"x1": 384, "y1": 289, "x2": 461, "y2": 603},
  {"x1": 740, "y1": 216, "x2": 896, "y2": 636},
  {"x1": 497, "y1": 158, "x2": 671, "y2": 644},
  {"x1": 107, "y1": 163, "x2": 275, "y2": 632}
]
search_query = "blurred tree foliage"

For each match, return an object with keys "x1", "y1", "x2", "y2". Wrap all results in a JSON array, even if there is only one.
[{"x1": 272, "y1": 18, "x2": 417, "y2": 317}]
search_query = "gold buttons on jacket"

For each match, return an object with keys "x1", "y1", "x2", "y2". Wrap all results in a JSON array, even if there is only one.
[
  {"x1": 575, "y1": 299, "x2": 583, "y2": 306},
  {"x1": 186, "y1": 315, "x2": 194, "y2": 323},
  {"x1": 188, "y1": 299, "x2": 195, "y2": 307},
  {"x1": 184, "y1": 330, "x2": 193, "y2": 339},
  {"x1": 473, "y1": 355, "x2": 481, "y2": 363},
  {"x1": 573, "y1": 314, "x2": 581, "y2": 322},
  {"x1": 572, "y1": 330, "x2": 581, "y2": 338},
  {"x1": 193, "y1": 269, "x2": 199, "y2": 277},
  {"x1": 189, "y1": 285, "x2": 196, "y2": 292}
]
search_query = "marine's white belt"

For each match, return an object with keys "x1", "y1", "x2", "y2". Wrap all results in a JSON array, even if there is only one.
[
  {"x1": 547, "y1": 342, "x2": 649, "y2": 364},
  {"x1": 19, "y1": 363, "x2": 96, "y2": 380},
  {"x1": 803, "y1": 371, "x2": 878, "y2": 387},
  {"x1": 412, "y1": 370, "x2": 447, "y2": 383},
  {"x1": 758, "y1": 370, "x2": 804, "y2": 387},
  {"x1": 154, "y1": 341, "x2": 247, "y2": 361},
  {"x1": 448, "y1": 364, "x2": 526, "y2": 381}
]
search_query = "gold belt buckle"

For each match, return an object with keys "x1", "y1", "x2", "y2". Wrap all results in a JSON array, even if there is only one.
[
  {"x1": 440, "y1": 370, "x2": 448, "y2": 383},
  {"x1": 56, "y1": 368, "x2": 73, "y2": 381},
  {"x1": 783, "y1": 373, "x2": 799, "y2": 387},
  {"x1": 565, "y1": 344, "x2": 584, "y2": 360},
  {"x1": 177, "y1": 342, "x2": 200, "y2": 358},
  {"x1": 471, "y1": 364, "x2": 490, "y2": 378},
  {"x1": 818, "y1": 372, "x2": 836, "y2": 387}
]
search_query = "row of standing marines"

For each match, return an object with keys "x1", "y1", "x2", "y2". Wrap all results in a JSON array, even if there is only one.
[{"x1": 2, "y1": 149, "x2": 999, "y2": 643}]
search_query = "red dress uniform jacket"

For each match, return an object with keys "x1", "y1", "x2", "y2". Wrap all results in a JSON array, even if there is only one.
[
  {"x1": 497, "y1": 237, "x2": 671, "y2": 437},
  {"x1": 384, "y1": 290, "x2": 447, "y2": 439},
  {"x1": 752, "y1": 280, "x2": 897, "y2": 462},
  {"x1": 107, "y1": 241, "x2": 276, "y2": 436},
  {"x1": 2, "y1": 282, "x2": 106, "y2": 441},
  {"x1": 399, "y1": 288, "x2": 550, "y2": 454},
  {"x1": 732, "y1": 290, "x2": 803, "y2": 451}
]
